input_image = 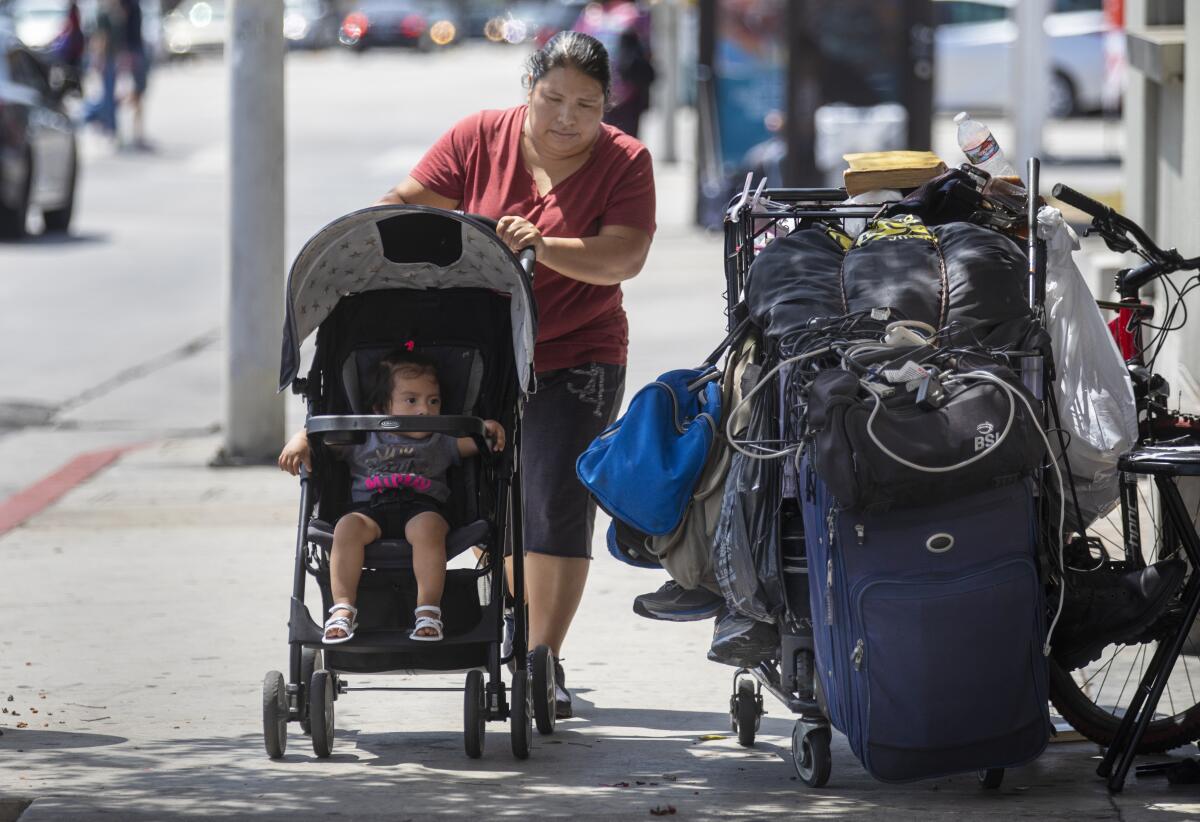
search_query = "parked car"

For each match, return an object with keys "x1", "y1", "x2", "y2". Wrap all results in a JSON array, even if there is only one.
[
  {"x1": 934, "y1": 0, "x2": 1110, "y2": 117},
  {"x1": 339, "y1": 0, "x2": 462, "y2": 51},
  {"x1": 284, "y1": 0, "x2": 338, "y2": 49},
  {"x1": 163, "y1": 0, "x2": 226, "y2": 58},
  {"x1": 0, "y1": 23, "x2": 78, "y2": 237}
]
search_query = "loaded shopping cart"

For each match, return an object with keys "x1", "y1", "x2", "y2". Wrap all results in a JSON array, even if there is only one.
[{"x1": 713, "y1": 169, "x2": 1067, "y2": 788}]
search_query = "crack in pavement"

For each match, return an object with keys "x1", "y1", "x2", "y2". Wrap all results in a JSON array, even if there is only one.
[{"x1": 0, "y1": 329, "x2": 221, "y2": 437}]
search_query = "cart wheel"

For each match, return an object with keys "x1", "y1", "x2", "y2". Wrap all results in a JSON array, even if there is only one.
[
  {"x1": 299, "y1": 647, "x2": 322, "y2": 735},
  {"x1": 262, "y1": 670, "x2": 288, "y2": 759},
  {"x1": 978, "y1": 768, "x2": 1004, "y2": 789},
  {"x1": 309, "y1": 669, "x2": 335, "y2": 759},
  {"x1": 733, "y1": 679, "x2": 761, "y2": 747},
  {"x1": 464, "y1": 670, "x2": 486, "y2": 759},
  {"x1": 792, "y1": 722, "x2": 832, "y2": 788},
  {"x1": 510, "y1": 672, "x2": 532, "y2": 759},
  {"x1": 531, "y1": 644, "x2": 556, "y2": 736}
]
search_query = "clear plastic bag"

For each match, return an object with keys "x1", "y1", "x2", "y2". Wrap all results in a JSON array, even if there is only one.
[{"x1": 1039, "y1": 206, "x2": 1139, "y2": 529}]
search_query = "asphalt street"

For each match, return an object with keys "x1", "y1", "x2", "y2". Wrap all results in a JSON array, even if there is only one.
[{"x1": 0, "y1": 42, "x2": 1174, "y2": 821}]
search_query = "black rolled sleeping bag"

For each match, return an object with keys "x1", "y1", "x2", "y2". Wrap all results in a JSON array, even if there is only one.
[
  {"x1": 745, "y1": 216, "x2": 1031, "y2": 347},
  {"x1": 744, "y1": 227, "x2": 846, "y2": 345},
  {"x1": 841, "y1": 217, "x2": 1030, "y2": 336}
]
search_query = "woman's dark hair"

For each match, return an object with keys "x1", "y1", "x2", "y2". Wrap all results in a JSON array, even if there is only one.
[
  {"x1": 524, "y1": 30, "x2": 612, "y2": 103},
  {"x1": 366, "y1": 349, "x2": 439, "y2": 414}
]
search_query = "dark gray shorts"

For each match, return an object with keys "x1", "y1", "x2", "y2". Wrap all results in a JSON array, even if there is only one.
[{"x1": 520, "y1": 362, "x2": 626, "y2": 559}]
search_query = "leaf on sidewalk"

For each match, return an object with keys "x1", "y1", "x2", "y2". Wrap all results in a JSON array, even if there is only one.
[{"x1": 649, "y1": 805, "x2": 676, "y2": 816}]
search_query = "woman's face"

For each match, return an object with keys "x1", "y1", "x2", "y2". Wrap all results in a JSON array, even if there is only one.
[{"x1": 526, "y1": 66, "x2": 606, "y2": 159}]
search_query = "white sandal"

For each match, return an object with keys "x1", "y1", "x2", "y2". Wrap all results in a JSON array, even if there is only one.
[
  {"x1": 409, "y1": 606, "x2": 444, "y2": 642},
  {"x1": 323, "y1": 603, "x2": 359, "y2": 645}
]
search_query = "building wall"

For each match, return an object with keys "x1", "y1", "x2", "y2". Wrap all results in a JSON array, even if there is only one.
[{"x1": 1124, "y1": 0, "x2": 1200, "y2": 408}]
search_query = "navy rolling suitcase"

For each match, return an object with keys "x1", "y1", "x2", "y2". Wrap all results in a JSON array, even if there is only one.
[{"x1": 800, "y1": 456, "x2": 1049, "y2": 782}]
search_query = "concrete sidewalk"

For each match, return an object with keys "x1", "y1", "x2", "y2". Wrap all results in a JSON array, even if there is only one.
[
  {"x1": 2, "y1": 129, "x2": 1195, "y2": 820},
  {"x1": 4, "y1": 435, "x2": 1191, "y2": 822}
]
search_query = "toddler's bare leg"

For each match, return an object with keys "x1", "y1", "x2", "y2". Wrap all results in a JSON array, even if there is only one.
[
  {"x1": 328, "y1": 512, "x2": 381, "y2": 639},
  {"x1": 407, "y1": 512, "x2": 449, "y2": 637}
]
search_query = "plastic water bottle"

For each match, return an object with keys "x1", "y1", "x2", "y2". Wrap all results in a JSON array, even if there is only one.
[{"x1": 954, "y1": 112, "x2": 1020, "y2": 180}]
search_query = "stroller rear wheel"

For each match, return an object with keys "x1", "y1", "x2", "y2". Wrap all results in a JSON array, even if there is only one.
[
  {"x1": 310, "y1": 669, "x2": 336, "y2": 758},
  {"x1": 464, "y1": 669, "x2": 486, "y2": 758},
  {"x1": 262, "y1": 671, "x2": 288, "y2": 759},
  {"x1": 530, "y1": 645, "x2": 556, "y2": 735},
  {"x1": 510, "y1": 672, "x2": 532, "y2": 759},
  {"x1": 299, "y1": 647, "x2": 322, "y2": 735},
  {"x1": 791, "y1": 722, "x2": 832, "y2": 788}
]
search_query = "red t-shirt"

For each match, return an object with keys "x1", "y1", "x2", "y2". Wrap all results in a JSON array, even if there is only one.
[{"x1": 409, "y1": 106, "x2": 656, "y2": 371}]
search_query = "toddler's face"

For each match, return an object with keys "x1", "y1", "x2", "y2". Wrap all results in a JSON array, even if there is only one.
[{"x1": 386, "y1": 373, "x2": 441, "y2": 438}]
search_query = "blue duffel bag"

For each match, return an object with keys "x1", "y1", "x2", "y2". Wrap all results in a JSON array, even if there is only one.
[{"x1": 577, "y1": 367, "x2": 722, "y2": 536}]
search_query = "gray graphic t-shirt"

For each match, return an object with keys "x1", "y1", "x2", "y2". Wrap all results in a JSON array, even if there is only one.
[{"x1": 343, "y1": 432, "x2": 461, "y2": 504}]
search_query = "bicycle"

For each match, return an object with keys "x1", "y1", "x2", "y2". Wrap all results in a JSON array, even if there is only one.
[{"x1": 1045, "y1": 183, "x2": 1200, "y2": 754}]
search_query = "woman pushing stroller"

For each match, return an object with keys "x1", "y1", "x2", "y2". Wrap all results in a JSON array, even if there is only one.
[
  {"x1": 374, "y1": 30, "x2": 656, "y2": 718},
  {"x1": 279, "y1": 350, "x2": 505, "y2": 644}
]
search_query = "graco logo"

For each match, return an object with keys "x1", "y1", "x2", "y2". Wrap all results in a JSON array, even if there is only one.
[{"x1": 974, "y1": 421, "x2": 997, "y2": 452}]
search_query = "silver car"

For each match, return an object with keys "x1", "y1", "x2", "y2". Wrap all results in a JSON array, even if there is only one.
[
  {"x1": 934, "y1": 0, "x2": 1111, "y2": 117},
  {"x1": 0, "y1": 24, "x2": 77, "y2": 237}
]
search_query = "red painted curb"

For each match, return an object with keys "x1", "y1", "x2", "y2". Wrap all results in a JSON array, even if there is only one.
[{"x1": 0, "y1": 445, "x2": 139, "y2": 536}]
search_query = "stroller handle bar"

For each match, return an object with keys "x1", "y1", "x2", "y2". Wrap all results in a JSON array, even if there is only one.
[
  {"x1": 307, "y1": 414, "x2": 498, "y2": 457},
  {"x1": 308, "y1": 414, "x2": 487, "y2": 439},
  {"x1": 461, "y1": 212, "x2": 537, "y2": 277}
]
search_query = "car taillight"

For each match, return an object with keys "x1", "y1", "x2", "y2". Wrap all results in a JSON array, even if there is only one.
[
  {"x1": 400, "y1": 14, "x2": 427, "y2": 38},
  {"x1": 342, "y1": 11, "x2": 368, "y2": 39}
]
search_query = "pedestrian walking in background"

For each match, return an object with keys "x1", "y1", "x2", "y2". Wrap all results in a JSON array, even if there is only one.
[
  {"x1": 375, "y1": 30, "x2": 656, "y2": 721},
  {"x1": 82, "y1": 0, "x2": 125, "y2": 140},
  {"x1": 119, "y1": 0, "x2": 152, "y2": 149},
  {"x1": 607, "y1": 27, "x2": 655, "y2": 138}
]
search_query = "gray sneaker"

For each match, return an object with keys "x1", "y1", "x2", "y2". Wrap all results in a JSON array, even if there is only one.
[
  {"x1": 634, "y1": 581, "x2": 724, "y2": 622},
  {"x1": 553, "y1": 659, "x2": 572, "y2": 719}
]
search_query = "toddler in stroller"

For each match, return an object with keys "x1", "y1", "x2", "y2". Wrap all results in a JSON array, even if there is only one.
[
  {"x1": 279, "y1": 350, "x2": 506, "y2": 644},
  {"x1": 263, "y1": 205, "x2": 557, "y2": 761}
]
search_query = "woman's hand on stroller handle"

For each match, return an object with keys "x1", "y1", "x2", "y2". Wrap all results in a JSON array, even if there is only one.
[{"x1": 496, "y1": 216, "x2": 542, "y2": 266}]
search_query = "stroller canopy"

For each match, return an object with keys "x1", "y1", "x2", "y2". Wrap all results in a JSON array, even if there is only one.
[{"x1": 279, "y1": 205, "x2": 537, "y2": 394}]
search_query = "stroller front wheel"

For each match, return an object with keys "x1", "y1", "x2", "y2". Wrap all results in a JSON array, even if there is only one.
[
  {"x1": 309, "y1": 669, "x2": 336, "y2": 758},
  {"x1": 262, "y1": 670, "x2": 288, "y2": 759},
  {"x1": 510, "y1": 672, "x2": 532, "y2": 759},
  {"x1": 299, "y1": 647, "x2": 322, "y2": 736},
  {"x1": 464, "y1": 669, "x2": 486, "y2": 758}
]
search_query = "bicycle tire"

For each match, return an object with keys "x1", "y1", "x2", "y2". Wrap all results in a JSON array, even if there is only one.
[
  {"x1": 1049, "y1": 656, "x2": 1200, "y2": 752},
  {"x1": 1047, "y1": 421, "x2": 1200, "y2": 751}
]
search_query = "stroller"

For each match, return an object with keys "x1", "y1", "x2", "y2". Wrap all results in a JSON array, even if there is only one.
[
  {"x1": 714, "y1": 174, "x2": 1055, "y2": 788},
  {"x1": 263, "y1": 205, "x2": 557, "y2": 760}
]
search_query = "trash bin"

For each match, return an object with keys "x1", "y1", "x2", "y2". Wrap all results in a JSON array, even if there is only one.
[{"x1": 814, "y1": 103, "x2": 908, "y2": 189}]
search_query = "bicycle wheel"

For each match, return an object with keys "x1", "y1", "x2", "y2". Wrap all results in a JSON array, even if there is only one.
[{"x1": 1049, "y1": 470, "x2": 1200, "y2": 751}]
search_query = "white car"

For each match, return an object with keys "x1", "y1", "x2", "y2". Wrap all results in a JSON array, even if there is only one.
[{"x1": 934, "y1": 0, "x2": 1112, "y2": 117}]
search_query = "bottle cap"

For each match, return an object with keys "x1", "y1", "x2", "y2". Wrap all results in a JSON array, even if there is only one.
[{"x1": 953, "y1": 112, "x2": 969, "y2": 124}]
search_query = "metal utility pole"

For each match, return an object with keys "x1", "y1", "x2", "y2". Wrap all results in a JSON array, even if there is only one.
[
  {"x1": 652, "y1": 0, "x2": 680, "y2": 164},
  {"x1": 219, "y1": 0, "x2": 285, "y2": 465},
  {"x1": 1012, "y1": 0, "x2": 1049, "y2": 171}
]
